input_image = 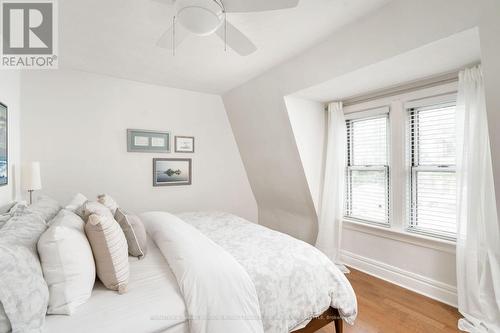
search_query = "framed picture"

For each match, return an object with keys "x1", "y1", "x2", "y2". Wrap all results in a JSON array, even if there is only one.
[
  {"x1": 127, "y1": 129, "x2": 170, "y2": 153},
  {"x1": 153, "y1": 158, "x2": 192, "y2": 186},
  {"x1": 0, "y1": 103, "x2": 7, "y2": 186},
  {"x1": 175, "y1": 136, "x2": 195, "y2": 153}
]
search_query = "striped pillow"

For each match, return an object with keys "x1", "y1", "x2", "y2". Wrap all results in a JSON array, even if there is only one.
[
  {"x1": 81, "y1": 201, "x2": 114, "y2": 221},
  {"x1": 84, "y1": 214, "x2": 129, "y2": 294}
]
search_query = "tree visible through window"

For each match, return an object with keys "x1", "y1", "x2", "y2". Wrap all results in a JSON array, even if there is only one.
[
  {"x1": 408, "y1": 104, "x2": 457, "y2": 239},
  {"x1": 345, "y1": 115, "x2": 389, "y2": 225}
]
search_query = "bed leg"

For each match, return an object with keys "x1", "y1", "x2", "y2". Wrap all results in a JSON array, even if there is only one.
[
  {"x1": 333, "y1": 318, "x2": 343, "y2": 333},
  {"x1": 331, "y1": 308, "x2": 343, "y2": 333}
]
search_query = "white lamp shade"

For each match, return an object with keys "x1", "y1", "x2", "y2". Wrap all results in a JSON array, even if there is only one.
[{"x1": 23, "y1": 161, "x2": 42, "y2": 191}]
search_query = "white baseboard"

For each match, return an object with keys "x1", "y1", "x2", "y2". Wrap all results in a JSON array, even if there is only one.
[{"x1": 340, "y1": 250, "x2": 458, "y2": 307}]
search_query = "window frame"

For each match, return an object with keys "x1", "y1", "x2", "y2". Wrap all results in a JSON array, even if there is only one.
[
  {"x1": 344, "y1": 107, "x2": 391, "y2": 226},
  {"x1": 342, "y1": 83, "x2": 459, "y2": 244},
  {"x1": 406, "y1": 97, "x2": 457, "y2": 240}
]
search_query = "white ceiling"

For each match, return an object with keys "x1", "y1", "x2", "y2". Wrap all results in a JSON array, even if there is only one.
[
  {"x1": 59, "y1": 0, "x2": 391, "y2": 94},
  {"x1": 294, "y1": 28, "x2": 481, "y2": 102}
]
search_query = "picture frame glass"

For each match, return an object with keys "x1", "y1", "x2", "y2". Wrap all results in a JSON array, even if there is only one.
[
  {"x1": 128, "y1": 129, "x2": 170, "y2": 153},
  {"x1": 0, "y1": 104, "x2": 7, "y2": 186},
  {"x1": 154, "y1": 158, "x2": 192, "y2": 186},
  {"x1": 175, "y1": 136, "x2": 194, "y2": 153}
]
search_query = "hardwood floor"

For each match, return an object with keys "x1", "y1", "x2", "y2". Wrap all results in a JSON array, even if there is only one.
[{"x1": 317, "y1": 268, "x2": 461, "y2": 333}]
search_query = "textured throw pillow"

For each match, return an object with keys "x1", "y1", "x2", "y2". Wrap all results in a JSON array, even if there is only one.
[
  {"x1": 0, "y1": 202, "x2": 29, "y2": 230},
  {"x1": 115, "y1": 208, "x2": 148, "y2": 259},
  {"x1": 7, "y1": 201, "x2": 28, "y2": 217},
  {"x1": 37, "y1": 209, "x2": 96, "y2": 315},
  {"x1": 97, "y1": 194, "x2": 119, "y2": 215},
  {"x1": 81, "y1": 201, "x2": 114, "y2": 221},
  {"x1": 85, "y1": 214, "x2": 129, "y2": 293},
  {"x1": 0, "y1": 211, "x2": 48, "y2": 332},
  {"x1": 0, "y1": 202, "x2": 15, "y2": 214},
  {"x1": 28, "y1": 196, "x2": 62, "y2": 222},
  {"x1": 0, "y1": 214, "x2": 10, "y2": 230},
  {"x1": 0, "y1": 202, "x2": 16, "y2": 230},
  {"x1": 65, "y1": 193, "x2": 88, "y2": 217}
]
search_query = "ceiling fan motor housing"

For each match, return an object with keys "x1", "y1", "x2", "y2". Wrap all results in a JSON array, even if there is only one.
[{"x1": 175, "y1": 0, "x2": 224, "y2": 36}]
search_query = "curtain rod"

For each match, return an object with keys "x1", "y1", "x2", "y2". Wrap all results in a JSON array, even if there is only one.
[
  {"x1": 325, "y1": 63, "x2": 480, "y2": 109},
  {"x1": 340, "y1": 73, "x2": 458, "y2": 108}
]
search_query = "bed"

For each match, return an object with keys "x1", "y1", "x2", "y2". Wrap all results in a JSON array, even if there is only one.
[{"x1": 44, "y1": 211, "x2": 357, "y2": 333}]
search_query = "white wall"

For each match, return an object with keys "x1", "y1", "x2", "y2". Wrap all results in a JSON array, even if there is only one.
[
  {"x1": 284, "y1": 96, "x2": 326, "y2": 213},
  {"x1": 0, "y1": 71, "x2": 21, "y2": 204},
  {"x1": 224, "y1": 87, "x2": 318, "y2": 243},
  {"x1": 479, "y1": 0, "x2": 500, "y2": 216},
  {"x1": 341, "y1": 224, "x2": 457, "y2": 305},
  {"x1": 20, "y1": 70, "x2": 257, "y2": 221}
]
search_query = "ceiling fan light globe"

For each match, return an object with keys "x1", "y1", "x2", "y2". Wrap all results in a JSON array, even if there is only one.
[{"x1": 175, "y1": 0, "x2": 224, "y2": 36}]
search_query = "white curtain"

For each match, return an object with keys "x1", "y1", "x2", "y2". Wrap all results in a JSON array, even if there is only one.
[
  {"x1": 315, "y1": 102, "x2": 348, "y2": 272},
  {"x1": 456, "y1": 66, "x2": 500, "y2": 332}
]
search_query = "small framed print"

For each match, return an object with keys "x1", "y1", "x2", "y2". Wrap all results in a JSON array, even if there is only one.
[
  {"x1": 127, "y1": 129, "x2": 170, "y2": 153},
  {"x1": 153, "y1": 158, "x2": 192, "y2": 186},
  {"x1": 174, "y1": 136, "x2": 195, "y2": 153}
]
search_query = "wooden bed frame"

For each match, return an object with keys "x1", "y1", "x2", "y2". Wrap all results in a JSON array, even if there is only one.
[{"x1": 293, "y1": 308, "x2": 343, "y2": 333}]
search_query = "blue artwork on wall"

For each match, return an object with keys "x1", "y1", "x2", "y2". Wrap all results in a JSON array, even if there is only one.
[{"x1": 0, "y1": 103, "x2": 7, "y2": 186}]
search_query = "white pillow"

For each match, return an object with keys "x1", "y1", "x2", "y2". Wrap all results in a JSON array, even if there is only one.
[
  {"x1": 65, "y1": 193, "x2": 87, "y2": 214},
  {"x1": 37, "y1": 209, "x2": 96, "y2": 315}
]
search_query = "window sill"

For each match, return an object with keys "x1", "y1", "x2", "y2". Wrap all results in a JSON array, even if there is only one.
[{"x1": 342, "y1": 218, "x2": 456, "y2": 254}]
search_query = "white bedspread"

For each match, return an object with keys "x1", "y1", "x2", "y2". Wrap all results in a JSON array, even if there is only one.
[
  {"x1": 178, "y1": 212, "x2": 357, "y2": 332},
  {"x1": 141, "y1": 212, "x2": 264, "y2": 333}
]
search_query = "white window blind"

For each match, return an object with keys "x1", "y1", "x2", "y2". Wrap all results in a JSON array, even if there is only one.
[
  {"x1": 407, "y1": 103, "x2": 457, "y2": 239},
  {"x1": 345, "y1": 115, "x2": 389, "y2": 225}
]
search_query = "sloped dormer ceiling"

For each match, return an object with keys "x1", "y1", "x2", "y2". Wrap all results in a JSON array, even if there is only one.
[{"x1": 222, "y1": 0, "x2": 488, "y2": 243}]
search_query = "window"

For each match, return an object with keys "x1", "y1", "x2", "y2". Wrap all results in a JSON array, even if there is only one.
[
  {"x1": 345, "y1": 114, "x2": 389, "y2": 225},
  {"x1": 407, "y1": 103, "x2": 457, "y2": 239},
  {"x1": 342, "y1": 84, "x2": 458, "y2": 242}
]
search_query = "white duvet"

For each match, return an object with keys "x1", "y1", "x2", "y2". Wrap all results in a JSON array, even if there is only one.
[
  {"x1": 142, "y1": 212, "x2": 264, "y2": 333},
  {"x1": 141, "y1": 211, "x2": 357, "y2": 333}
]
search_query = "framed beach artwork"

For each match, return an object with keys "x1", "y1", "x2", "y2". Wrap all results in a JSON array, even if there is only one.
[
  {"x1": 174, "y1": 136, "x2": 195, "y2": 153},
  {"x1": 153, "y1": 158, "x2": 192, "y2": 186},
  {"x1": 0, "y1": 103, "x2": 7, "y2": 186},
  {"x1": 127, "y1": 129, "x2": 170, "y2": 153}
]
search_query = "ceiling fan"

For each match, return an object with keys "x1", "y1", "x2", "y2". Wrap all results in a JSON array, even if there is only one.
[{"x1": 155, "y1": 0, "x2": 300, "y2": 56}]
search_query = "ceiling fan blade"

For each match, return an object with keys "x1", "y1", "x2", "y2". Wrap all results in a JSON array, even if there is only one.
[
  {"x1": 224, "y1": 0, "x2": 299, "y2": 13},
  {"x1": 156, "y1": 24, "x2": 189, "y2": 49},
  {"x1": 216, "y1": 21, "x2": 257, "y2": 56}
]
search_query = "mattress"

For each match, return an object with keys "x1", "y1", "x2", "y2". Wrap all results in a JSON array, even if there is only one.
[{"x1": 44, "y1": 239, "x2": 188, "y2": 333}]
